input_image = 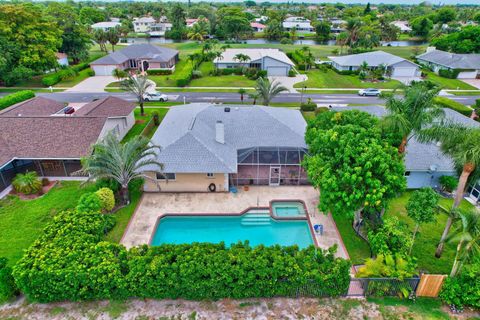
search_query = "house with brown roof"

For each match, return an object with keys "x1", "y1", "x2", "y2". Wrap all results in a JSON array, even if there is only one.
[{"x1": 0, "y1": 96, "x2": 136, "y2": 195}]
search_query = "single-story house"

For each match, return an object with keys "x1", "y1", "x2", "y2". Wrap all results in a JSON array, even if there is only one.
[
  {"x1": 90, "y1": 44, "x2": 179, "y2": 76},
  {"x1": 283, "y1": 17, "x2": 314, "y2": 33},
  {"x1": 391, "y1": 20, "x2": 412, "y2": 33},
  {"x1": 55, "y1": 53, "x2": 69, "y2": 67},
  {"x1": 251, "y1": 22, "x2": 266, "y2": 32},
  {"x1": 417, "y1": 48, "x2": 480, "y2": 79},
  {"x1": 91, "y1": 21, "x2": 121, "y2": 31},
  {"x1": 331, "y1": 106, "x2": 480, "y2": 191},
  {"x1": 214, "y1": 48, "x2": 294, "y2": 76},
  {"x1": 143, "y1": 104, "x2": 309, "y2": 192},
  {"x1": 328, "y1": 51, "x2": 420, "y2": 78},
  {"x1": 0, "y1": 96, "x2": 136, "y2": 194}
]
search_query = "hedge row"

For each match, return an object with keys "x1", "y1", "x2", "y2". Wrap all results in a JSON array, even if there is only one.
[
  {"x1": 0, "y1": 258, "x2": 16, "y2": 303},
  {"x1": 42, "y1": 63, "x2": 91, "y2": 86},
  {"x1": 13, "y1": 210, "x2": 351, "y2": 302},
  {"x1": 438, "y1": 68, "x2": 461, "y2": 79},
  {"x1": 434, "y1": 97, "x2": 473, "y2": 117},
  {"x1": 175, "y1": 61, "x2": 194, "y2": 87},
  {"x1": 440, "y1": 264, "x2": 480, "y2": 309},
  {"x1": 0, "y1": 90, "x2": 35, "y2": 110},
  {"x1": 147, "y1": 69, "x2": 173, "y2": 76}
]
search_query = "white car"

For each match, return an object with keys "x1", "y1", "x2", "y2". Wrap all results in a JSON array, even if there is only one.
[
  {"x1": 143, "y1": 92, "x2": 168, "y2": 102},
  {"x1": 358, "y1": 88, "x2": 381, "y2": 96}
]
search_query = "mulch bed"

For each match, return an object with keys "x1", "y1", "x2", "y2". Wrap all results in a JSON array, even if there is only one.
[{"x1": 9, "y1": 180, "x2": 58, "y2": 200}]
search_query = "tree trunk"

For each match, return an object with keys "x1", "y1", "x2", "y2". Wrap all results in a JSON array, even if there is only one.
[
  {"x1": 139, "y1": 99, "x2": 145, "y2": 116},
  {"x1": 410, "y1": 224, "x2": 419, "y2": 254},
  {"x1": 353, "y1": 208, "x2": 363, "y2": 233},
  {"x1": 435, "y1": 163, "x2": 474, "y2": 257},
  {"x1": 121, "y1": 186, "x2": 130, "y2": 205},
  {"x1": 398, "y1": 136, "x2": 407, "y2": 154},
  {"x1": 450, "y1": 242, "x2": 463, "y2": 277},
  {"x1": 112, "y1": 43, "x2": 115, "y2": 52}
]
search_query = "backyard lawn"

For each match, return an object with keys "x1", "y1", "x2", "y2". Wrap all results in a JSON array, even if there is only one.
[
  {"x1": 0, "y1": 181, "x2": 96, "y2": 265},
  {"x1": 294, "y1": 69, "x2": 403, "y2": 89},
  {"x1": 335, "y1": 191, "x2": 476, "y2": 274},
  {"x1": 121, "y1": 107, "x2": 169, "y2": 143}
]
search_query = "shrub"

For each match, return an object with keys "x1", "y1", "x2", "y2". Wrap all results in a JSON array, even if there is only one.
[
  {"x1": 475, "y1": 99, "x2": 480, "y2": 109},
  {"x1": 256, "y1": 70, "x2": 267, "y2": 78},
  {"x1": 12, "y1": 171, "x2": 42, "y2": 195},
  {"x1": 300, "y1": 98, "x2": 317, "y2": 112},
  {"x1": 152, "y1": 111, "x2": 160, "y2": 126},
  {"x1": 192, "y1": 70, "x2": 203, "y2": 79},
  {"x1": 87, "y1": 69, "x2": 95, "y2": 77},
  {"x1": 95, "y1": 178, "x2": 120, "y2": 193},
  {"x1": 0, "y1": 258, "x2": 16, "y2": 303},
  {"x1": 288, "y1": 69, "x2": 296, "y2": 77},
  {"x1": 440, "y1": 263, "x2": 480, "y2": 309},
  {"x1": 315, "y1": 107, "x2": 329, "y2": 115},
  {"x1": 280, "y1": 37, "x2": 293, "y2": 44},
  {"x1": 434, "y1": 97, "x2": 472, "y2": 117},
  {"x1": 41, "y1": 178, "x2": 50, "y2": 186},
  {"x1": 2, "y1": 66, "x2": 34, "y2": 87},
  {"x1": 71, "y1": 62, "x2": 89, "y2": 73},
  {"x1": 147, "y1": 69, "x2": 173, "y2": 76},
  {"x1": 438, "y1": 68, "x2": 460, "y2": 79},
  {"x1": 0, "y1": 90, "x2": 35, "y2": 110},
  {"x1": 76, "y1": 192, "x2": 102, "y2": 213},
  {"x1": 13, "y1": 210, "x2": 351, "y2": 302},
  {"x1": 368, "y1": 216, "x2": 413, "y2": 256},
  {"x1": 42, "y1": 74, "x2": 61, "y2": 86},
  {"x1": 95, "y1": 188, "x2": 115, "y2": 212},
  {"x1": 439, "y1": 175, "x2": 458, "y2": 193}
]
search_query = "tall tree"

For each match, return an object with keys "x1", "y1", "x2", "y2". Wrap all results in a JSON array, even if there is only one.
[
  {"x1": 364, "y1": 2, "x2": 372, "y2": 15},
  {"x1": 304, "y1": 110, "x2": 406, "y2": 227},
  {"x1": 264, "y1": 19, "x2": 284, "y2": 40},
  {"x1": 106, "y1": 28, "x2": 120, "y2": 52},
  {"x1": 406, "y1": 187, "x2": 440, "y2": 253},
  {"x1": 411, "y1": 16, "x2": 433, "y2": 39},
  {"x1": 383, "y1": 82, "x2": 443, "y2": 154},
  {"x1": 417, "y1": 123, "x2": 480, "y2": 257},
  {"x1": 254, "y1": 77, "x2": 288, "y2": 106},
  {"x1": 80, "y1": 133, "x2": 164, "y2": 204},
  {"x1": 169, "y1": 4, "x2": 187, "y2": 40},
  {"x1": 315, "y1": 21, "x2": 331, "y2": 42},
  {"x1": 93, "y1": 29, "x2": 108, "y2": 53},
  {"x1": 79, "y1": 7, "x2": 106, "y2": 25},
  {"x1": 121, "y1": 73, "x2": 153, "y2": 116}
]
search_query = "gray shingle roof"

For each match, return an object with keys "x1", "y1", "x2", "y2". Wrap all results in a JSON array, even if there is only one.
[
  {"x1": 417, "y1": 49, "x2": 480, "y2": 70},
  {"x1": 90, "y1": 44, "x2": 178, "y2": 65},
  {"x1": 328, "y1": 51, "x2": 417, "y2": 67},
  {"x1": 149, "y1": 104, "x2": 307, "y2": 173},
  {"x1": 330, "y1": 106, "x2": 479, "y2": 172},
  {"x1": 214, "y1": 49, "x2": 294, "y2": 66}
]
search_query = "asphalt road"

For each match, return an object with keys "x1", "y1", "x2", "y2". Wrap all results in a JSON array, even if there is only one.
[{"x1": 36, "y1": 91, "x2": 480, "y2": 106}]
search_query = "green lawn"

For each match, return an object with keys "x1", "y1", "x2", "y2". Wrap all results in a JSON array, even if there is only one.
[
  {"x1": 424, "y1": 71, "x2": 477, "y2": 90},
  {"x1": 294, "y1": 69, "x2": 403, "y2": 89},
  {"x1": 447, "y1": 90, "x2": 480, "y2": 96},
  {"x1": 368, "y1": 297, "x2": 450, "y2": 320},
  {"x1": 121, "y1": 107, "x2": 169, "y2": 143},
  {"x1": 54, "y1": 68, "x2": 92, "y2": 87},
  {"x1": 332, "y1": 214, "x2": 371, "y2": 265},
  {"x1": 0, "y1": 181, "x2": 96, "y2": 265}
]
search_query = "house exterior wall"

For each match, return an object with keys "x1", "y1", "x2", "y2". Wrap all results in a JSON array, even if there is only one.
[
  {"x1": 143, "y1": 172, "x2": 228, "y2": 192},
  {"x1": 99, "y1": 112, "x2": 135, "y2": 141},
  {"x1": 331, "y1": 62, "x2": 355, "y2": 71},
  {"x1": 262, "y1": 57, "x2": 292, "y2": 71},
  {"x1": 406, "y1": 170, "x2": 456, "y2": 189}
]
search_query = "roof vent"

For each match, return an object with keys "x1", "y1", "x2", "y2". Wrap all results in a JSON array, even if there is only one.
[
  {"x1": 215, "y1": 120, "x2": 225, "y2": 144},
  {"x1": 224, "y1": 107, "x2": 230, "y2": 112}
]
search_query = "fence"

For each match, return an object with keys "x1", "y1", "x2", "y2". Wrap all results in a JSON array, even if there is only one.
[
  {"x1": 347, "y1": 278, "x2": 420, "y2": 298},
  {"x1": 416, "y1": 274, "x2": 447, "y2": 297}
]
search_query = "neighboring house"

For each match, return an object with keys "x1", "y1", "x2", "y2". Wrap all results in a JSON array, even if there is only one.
[
  {"x1": 149, "y1": 22, "x2": 172, "y2": 37},
  {"x1": 317, "y1": 17, "x2": 346, "y2": 33},
  {"x1": 133, "y1": 17, "x2": 171, "y2": 36},
  {"x1": 186, "y1": 18, "x2": 208, "y2": 28},
  {"x1": 91, "y1": 21, "x2": 121, "y2": 31},
  {"x1": 331, "y1": 106, "x2": 480, "y2": 189},
  {"x1": 90, "y1": 44, "x2": 179, "y2": 76},
  {"x1": 55, "y1": 53, "x2": 69, "y2": 67},
  {"x1": 283, "y1": 17, "x2": 314, "y2": 33},
  {"x1": 0, "y1": 96, "x2": 136, "y2": 194},
  {"x1": 251, "y1": 22, "x2": 266, "y2": 32},
  {"x1": 214, "y1": 48, "x2": 294, "y2": 76},
  {"x1": 255, "y1": 16, "x2": 268, "y2": 23},
  {"x1": 143, "y1": 104, "x2": 308, "y2": 192},
  {"x1": 328, "y1": 51, "x2": 420, "y2": 78},
  {"x1": 133, "y1": 17, "x2": 156, "y2": 33},
  {"x1": 417, "y1": 48, "x2": 480, "y2": 79},
  {"x1": 391, "y1": 20, "x2": 412, "y2": 33}
]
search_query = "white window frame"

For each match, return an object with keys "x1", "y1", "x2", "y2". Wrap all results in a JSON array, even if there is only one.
[
  {"x1": 206, "y1": 173, "x2": 215, "y2": 178},
  {"x1": 157, "y1": 173, "x2": 176, "y2": 181}
]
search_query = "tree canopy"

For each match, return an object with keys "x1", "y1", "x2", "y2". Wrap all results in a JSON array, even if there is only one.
[{"x1": 431, "y1": 26, "x2": 480, "y2": 54}]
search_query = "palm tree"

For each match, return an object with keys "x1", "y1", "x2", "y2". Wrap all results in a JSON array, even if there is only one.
[
  {"x1": 290, "y1": 27, "x2": 297, "y2": 42},
  {"x1": 187, "y1": 23, "x2": 207, "y2": 42},
  {"x1": 383, "y1": 82, "x2": 443, "y2": 154},
  {"x1": 213, "y1": 51, "x2": 223, "y2": 71},
  {"x1": 249, "y1": 92, "x2": 259, "y2": 105},
  {"x1": 444, "y1": 209, "x2": 480, "y2": 277},
  {"x1": 106, "y1": 27, "x2": 120, "y2": 52},
  {"x1": 112, "y1": 68, "x2": 127, "y2": 81},
  {"x1": 417, "y1": 123, "x2": 480, "y2": 257},
  {"x1": 187, "y1": 53, "x2": 203, "y2": 70},
  {"x1": 80, "y1": 133, "x2": 164, "y2": 204},
  {"x1": 255, "y1": 77, "x2": 288, "y2": 106},
  {"x1": 120, "y1": 73, "x2": 153, "y2": 116},
  {"x1": 238, "y1": 88, "x2": 246, "y2": 103},
  {"x1": 233, "y1": 53, "x2": 251, "y2": 70}
]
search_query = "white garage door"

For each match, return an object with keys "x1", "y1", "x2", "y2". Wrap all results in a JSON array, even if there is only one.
[
  {"x1": 92, "y1": 65, "x2": 117, "y2": 76},
  {"x1": 266, "y1": 67, "x2": 288, "y2": 76},
  {"x1": 392, "y1": 67, "x2": 417, "y2": 77},
  {"x1": 457, "y1": 71, "x2": 478, "y2": 79}
]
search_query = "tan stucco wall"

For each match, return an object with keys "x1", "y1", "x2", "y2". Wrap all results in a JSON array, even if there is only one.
[{"x1": 144, "y1": 172, "x2": 228, "y2": 192}]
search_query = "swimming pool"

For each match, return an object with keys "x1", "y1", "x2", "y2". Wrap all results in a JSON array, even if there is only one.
[
  {"x1": 151, "y1": 210, "x2": 314, "y2": 248},
  {"x1": 271, "y1": 201, "x2": 307, "y2": 218}
]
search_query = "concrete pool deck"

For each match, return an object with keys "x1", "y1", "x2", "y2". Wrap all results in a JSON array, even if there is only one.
[{"x1": 121, "y1": 186, "x2": 349, "y2": 259}]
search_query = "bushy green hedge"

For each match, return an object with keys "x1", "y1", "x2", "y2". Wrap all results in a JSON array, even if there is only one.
[
  {"x1": 434, "y1": 97, "x2": 472, "y2": 117},
  {"x1": 42, "y1": 63, "x2": 90, "y2": 86},
  {"x1": 300, "y1": 103, "x2": 317, "y2": 112},
  {"x1": 438, "y1": 68, "x2": 461, "y2": 79},
  {"x1": 440, "y1": 264, "x2": 480, "y2": 309},
  {"x1": 175, "y1": 61, "x2": 194, "y2": 87},
  {"x1": 13, "y1": 210, "x2": 351, "y2": 302},
  {"x1": 147, "y1": 69, "x2": 173, "y2": 76},
  {"x1": 0, "y1": 90, "x2": 35, "y2": 110},
  {"x1": 0, "y1": 258, "x2": 17, "y2": 303}
]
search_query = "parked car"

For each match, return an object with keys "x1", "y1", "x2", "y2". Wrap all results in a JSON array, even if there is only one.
[
  {"x1": 143, "y1": 92, "x2": 168, "y2": 102},
  {"x1": 358, "y1": 88, "x2": 381, "y2": 96}
]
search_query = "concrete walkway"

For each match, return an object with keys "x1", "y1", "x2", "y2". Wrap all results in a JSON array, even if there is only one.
[
  {"x1": 65, "y1": 76, "x2": 116, "y2": 93},
  {"x1": 268, "y1": 75, "x2": 308, "y2": 93},
  {"x1": 121, "y1": 186, "x2": 349, "y2": 259},
  {"x1": 461, "y1": 79, "x2": 480, "y2": 89}
]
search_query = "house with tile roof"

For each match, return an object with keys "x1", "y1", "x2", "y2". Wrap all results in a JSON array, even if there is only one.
[
  {"x1": 330, "y1": 106, "x2": 480, "y2": 191},
  {"x1": 214, "y1": 48, "x2": 294, "y2": 76},
  {"x1": 0, "y1": 96, "x2": 136, "y2": 195},
  {"x1": 417, "y1": 48, "x2": 480, "y2": 79},
  {"x1": 143, "y1": 103, "x2": 308, "y2": 192},
  {"x1": 90, "y1": 44, "x2": 179, "y2": 76}
]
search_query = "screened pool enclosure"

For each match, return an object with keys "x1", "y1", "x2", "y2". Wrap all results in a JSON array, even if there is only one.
[{"x1": 229, "y1": 147, "x2": 309, "y2": 186}]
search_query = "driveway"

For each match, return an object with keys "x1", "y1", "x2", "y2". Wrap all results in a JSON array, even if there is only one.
[
  {"x1": 461, "y1": 79, "x2": 480, "y2": 89},
  {"x1": 121, "y1": 186, "x2": 349, "y2": 259},
  {"x1": 391, "y1": 76, "x2": 421, "y2": 85},
  {"x1": 65, "y1": 76, "x2": 117, "y2": 93},
  {"x1": 268, "y1": 75, "x2": 308, "y2": 93}
]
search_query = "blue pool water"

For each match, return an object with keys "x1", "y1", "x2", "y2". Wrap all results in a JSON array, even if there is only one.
[
  {"x1": 151, "y1": 211, "x2": 314, "y2": 248},
  {"x1": 271, "y1": 201, "x2": 306, "y2": 218}
]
